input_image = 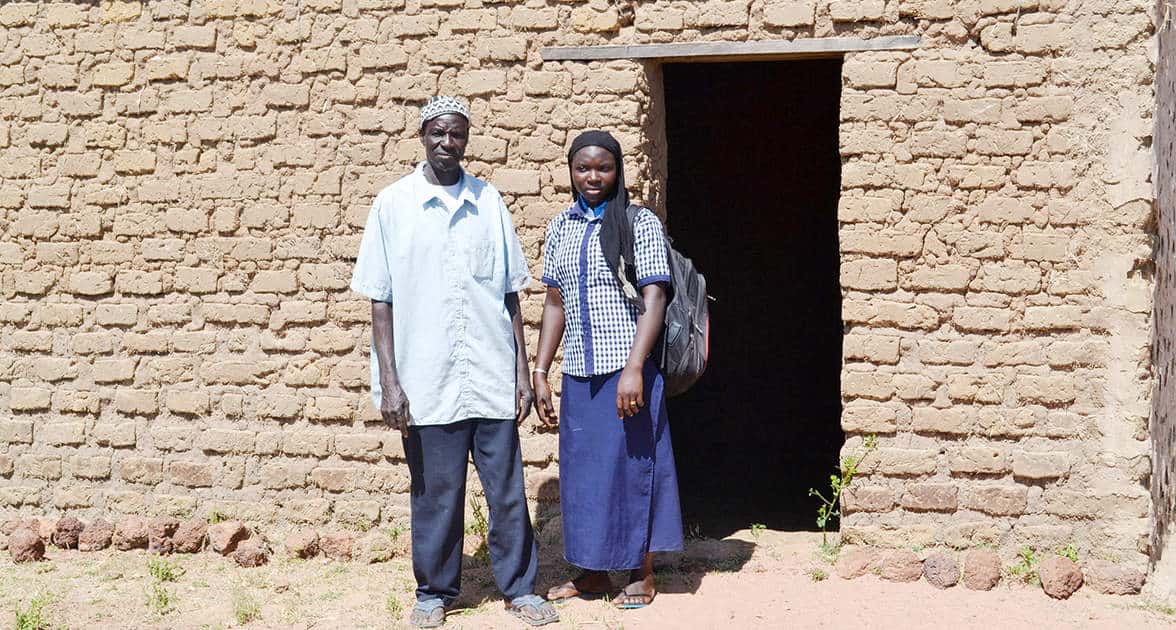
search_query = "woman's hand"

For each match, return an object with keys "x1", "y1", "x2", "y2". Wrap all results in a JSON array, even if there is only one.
[
  {"x1": 380, "y1": 383, "x2": 411, "y2": 436},
  {"x1": 616, "y1": 365, "x2": 644, "y2": 419},
  {"x1": 534, "y1": 373, "x2": 558, "y2": 428}
]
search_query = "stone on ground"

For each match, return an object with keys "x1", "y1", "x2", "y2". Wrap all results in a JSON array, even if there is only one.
[
  {"x1": 879, "y1": 549, "x2": 922, "y2": 582},
  {"x1": 148, "y1": 517, "x2": 180, "y2": 554},
  {"x1": 113, "y1": 517, "x2": 149, "y2": 551},
  {"x1": 79, "y1": 519, "x2": 115, "y2": 551},
  {"x1": 1039, "y1": 556, "x2": 1083, "y2": 599},
  {"x1": 172, "y1": 519, "x2": 208, "y2": 553},
  {"x1": 357, "y1": 530, "x2": 396, "y2": 564},
  {"x1": 923, "y1": 552, "x2": 960, "y2": 589},
  {"x1": 321, "y1": 530, "x2": 356, "y2": 561},
  {"x1": 963, "y1": 549, "x2": 1001, "y2": 590},
  {"x1": 1083, "y1": 559, "x2": 1145, "y2": 595},
  {"x1": 9, "y1": 528, "x2": 45, "y2": 563},
  {"x1": 208, "y1": 520, "x2": 249, "y2": 555},
  {"x1": 835, "y1": 546, "x2": 880, "y2": 579},
  {"x1": 232, "y1": 539, "x2": 270, "y2": 567},
  {"x1": 284, "y1": 529, "x2": 319, "y2": 559},
  {"x1": 53, "y1": 516, "x2": 85, "y2": 549}
]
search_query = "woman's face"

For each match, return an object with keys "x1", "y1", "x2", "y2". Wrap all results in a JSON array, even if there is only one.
[{"x1": 570, "y1": 146, "x2": 617, "y2": 207}]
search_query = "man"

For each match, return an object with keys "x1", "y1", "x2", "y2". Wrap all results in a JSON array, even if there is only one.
[{"x1": 350, "y1": 96, "x2": 558, "y2": 628}]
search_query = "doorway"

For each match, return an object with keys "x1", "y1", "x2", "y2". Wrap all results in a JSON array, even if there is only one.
[{"x1": 662, "y1": 59, "x2": 844, "y2": 537}]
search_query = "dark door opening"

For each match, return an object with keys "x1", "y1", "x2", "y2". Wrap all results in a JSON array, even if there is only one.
[{"x1": 663, "y1": 59, "x2": 844, "y2": 537}]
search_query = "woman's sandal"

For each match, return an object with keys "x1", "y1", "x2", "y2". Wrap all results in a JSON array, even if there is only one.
[
  {"x1": 546, "y1": 573, "x2": 614, "y2": 603},
  {"x1": 612, "y1": 586, "x2": 656, "y2": 610}
]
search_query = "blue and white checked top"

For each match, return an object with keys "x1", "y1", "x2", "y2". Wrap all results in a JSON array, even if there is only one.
[{"x1": 542, "y1": 203, "x2": 671, "y2": 377}]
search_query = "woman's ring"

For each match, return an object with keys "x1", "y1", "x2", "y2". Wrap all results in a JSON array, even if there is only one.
[{"x1": 629, "y1": 400, "x2": 638, "y2": 408}]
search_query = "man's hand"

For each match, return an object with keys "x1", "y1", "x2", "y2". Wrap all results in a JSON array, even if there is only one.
[
  {"x1": 516, "y1": 374, "x2": 535, "y2": 425},
  {"x1": 380, "y1": 383, "x2": 411, "y2": 436},
  {"x1": 533, "y1": 374, "x2": 558, "y2": 428}
]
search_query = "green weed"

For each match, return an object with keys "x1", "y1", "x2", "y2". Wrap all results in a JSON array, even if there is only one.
[
  {"x1": 1055, "y1": 543, "x2": 1079, "y2": 563},
  {"x1": 13, "y1": 593, "x2": 54, "y2": 630},
  {"x1": 809, "y1": 434, "x2": 877, "y2": 545},
  {"x1": 815, "y1": 541, "x2": 842, "y2": 565},
  {"x1": 467, "y1": 493, "x2": 490, "y2": 565},
  {"x1": 147, "y1": 557, "x2": 184, "y2": 582},
  {"x1": 806, "y1": 567, "x2": 829, "y2": 582},
  {"x1": 1006, "y1": 546, "x2": 1040, "y2": 586},
  {"x1": 233, "y1": 589, "x2": 261, "y2": 625},
  {"x1": 208, "y1": 508, "x2": 226, "y2": 525},
  {"x1": 750, "y1": 523, "x2": 766, "y2": 539},
  {"x1": 386, "y1": 592, "x2": 403, "y2": 618},
  {"x1": 145, "y1": 582, "x2": 176, "y2": 615}
]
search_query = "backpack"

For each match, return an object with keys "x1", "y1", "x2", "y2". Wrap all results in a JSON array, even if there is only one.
[{"x1": 626, "y1": 205, "x2": 710, "y2": 397}]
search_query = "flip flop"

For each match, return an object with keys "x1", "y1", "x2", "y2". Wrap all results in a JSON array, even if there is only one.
[
  {"x1": 505, "y1": 594, "x2": 560, "y2": 626},
  {"x1": 612, "y1": 587, "x2": 655, "y2": 610}
]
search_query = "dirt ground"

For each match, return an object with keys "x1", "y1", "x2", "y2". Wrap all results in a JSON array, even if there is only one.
[{"x1": 2, "y1": 529, "x2": 1174, "y2": 629}]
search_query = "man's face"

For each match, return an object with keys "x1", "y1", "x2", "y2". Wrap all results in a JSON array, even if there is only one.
[{"x1": 420, "y1": 114, "x2": 469, "y2": 176}]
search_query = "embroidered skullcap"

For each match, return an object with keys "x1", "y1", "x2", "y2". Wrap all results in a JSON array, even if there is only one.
[{"x1": 419, "y1": 95, "x2": 471, "y2": 128}]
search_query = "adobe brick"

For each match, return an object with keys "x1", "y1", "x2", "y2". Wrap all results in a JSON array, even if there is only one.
[
  {"x1": 947, "y1": 447, "x2": 1010, "y2": 474},
  {"x1": 119, "y1": 457, "x2": 164, "y2": 484},
  {"x1": 900, "y1": 484, "x2": 958, "y2": 512},
  {"x1": 963, "y1": 485, "x2": 1028, "y2": 516}
]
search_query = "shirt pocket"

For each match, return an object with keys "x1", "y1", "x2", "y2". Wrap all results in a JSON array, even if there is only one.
[{"x1": 464, "y1": 237, "x2": 496, "y2": 283}]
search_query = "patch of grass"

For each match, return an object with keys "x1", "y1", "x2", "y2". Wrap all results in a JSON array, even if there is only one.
[
  {"x1": 147, "y1": 557, "x2": 184, "y2": 582},
  {"x1": 386, "y1": 592, "x2": 403, "y2": 618},
  {"x1": 1055, "y1": 543, "x2": 1079, "y2": 563},
  {"x1": 208, "y1": 508, "x2": 226, "y2": 525},
  {"x1": 684, "y1": 523, "x2": 705, "y2": 540},
  {"x1": 1131, "y1": 600, "x2": 1176, "y2": 617},
  {"x1": 145, "y1": 582, "x2": 176, "y2": 615},
  {"x1": 749, "y1": 523, "x2": 766, "y2": 539},
  {"x1": 806, "y1": 567, "x2": 829, "y2": 582},
  {"x1": 233, "y1": 589, "x2": 262, "y2": 625},
  {"x1": 14, "y1": 593, "x2": 54, "y2": 630},
  {"x1": 1005, "y1": 546, "x2": 1040, "y2": 586}
]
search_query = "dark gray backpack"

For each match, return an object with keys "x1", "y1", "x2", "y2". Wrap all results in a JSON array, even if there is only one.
[{"x1": 626, "y1": 206, "x2": 710, "y2": 397}]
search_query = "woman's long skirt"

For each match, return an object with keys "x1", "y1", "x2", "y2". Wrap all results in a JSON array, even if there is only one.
[{"x1": 559, "y1": 359, "x2": 684, "y2": 571}]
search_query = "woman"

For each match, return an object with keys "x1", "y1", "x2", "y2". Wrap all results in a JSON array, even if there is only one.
[{"x1": 532, "y1": 130, "x2": 684, "y2": 609}]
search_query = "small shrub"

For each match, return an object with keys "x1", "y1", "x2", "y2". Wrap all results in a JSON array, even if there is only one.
[
  {"x1": 233, "y1": 590, "x2": 261, "y2": 625},
  {"x1": 816, "y1": 541, "x2": 842, "y2": 565},
  {"x1": 147, "y1": 557, "x2": 184, "y2": 582},
  {"x1": 750, "y1": 523, "x2": 766, "y2": 539},
  {"x1": 13, "y1": 593, "x2": 54, "y2": 630},
  {"x1": 208, "y1": 509, "x2": 226, "y2": 525},
  {"x1": 809, "y1": 434, "x2": 877, "y2": 545}
]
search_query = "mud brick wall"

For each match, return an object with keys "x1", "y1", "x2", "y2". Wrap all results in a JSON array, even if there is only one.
[{"x1": 0, "y1": 0, "x2": 1160, "y2": 569}]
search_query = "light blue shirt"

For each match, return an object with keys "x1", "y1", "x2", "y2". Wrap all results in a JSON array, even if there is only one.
[{"x1": 349, "y1": 163, "x2": 531, "y2": 426}]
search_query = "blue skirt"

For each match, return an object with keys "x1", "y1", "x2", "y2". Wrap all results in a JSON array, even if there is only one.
[{"x1": 559, "y1": 360, "x2": 684, "y2": 571}]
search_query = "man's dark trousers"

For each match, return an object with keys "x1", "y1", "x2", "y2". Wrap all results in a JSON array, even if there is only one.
[{"x1": 403, "y1": 418, "x2": 538, "y2": 605}]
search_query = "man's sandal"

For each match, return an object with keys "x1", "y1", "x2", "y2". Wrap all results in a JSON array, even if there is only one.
[
  {"x1": 505, "y1": 594, "x2": 560, "y2": 626},
  {"x1": 409, "y1": 600, "x2": 446, "y2": 628}
]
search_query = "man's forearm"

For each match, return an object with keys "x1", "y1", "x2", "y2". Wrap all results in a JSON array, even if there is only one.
[
  {"x1": 371, "y1": 300, "x2": 400, "y2": 387},
  {"x1": 506, "y1": 292, "x2": 529, "y2": 375}
]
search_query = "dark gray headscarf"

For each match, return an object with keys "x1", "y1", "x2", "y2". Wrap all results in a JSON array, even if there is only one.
[{"x1": 567, "y1": 130, "x2": 643, "y2": 312}]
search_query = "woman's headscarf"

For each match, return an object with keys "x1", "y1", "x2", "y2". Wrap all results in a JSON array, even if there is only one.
[{"x1": 567, "y1": 130, "x2": 644, "y2": 312}]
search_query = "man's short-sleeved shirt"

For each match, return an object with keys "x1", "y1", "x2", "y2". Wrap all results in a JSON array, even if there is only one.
[
  {"x1": 350, "y1": 163, "x2": 531, "y2": 426},
  {"x1": 541, "y1": 203, "x2": 671, "y2": 377}
]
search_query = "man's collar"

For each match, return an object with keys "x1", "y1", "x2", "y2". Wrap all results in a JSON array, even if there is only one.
[{"x1": 412, "y1": 162, "x2": 476, "y2": 211}]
